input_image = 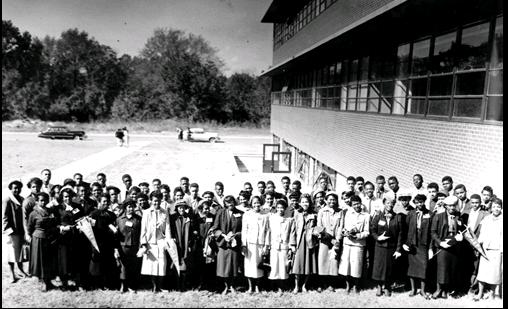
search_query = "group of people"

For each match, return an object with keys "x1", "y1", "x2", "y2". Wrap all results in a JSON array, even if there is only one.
[{"x1": 3, "y1": 169, "x2": 502, "y2": 302}]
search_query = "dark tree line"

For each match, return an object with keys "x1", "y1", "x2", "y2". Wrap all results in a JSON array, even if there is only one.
[{"x1": 2, "y1": 20, "x2": 271, "y2": 125}]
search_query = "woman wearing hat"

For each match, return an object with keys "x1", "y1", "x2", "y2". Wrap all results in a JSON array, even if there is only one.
[
  {"x1": 338, "y1": 195, "x2": 370, "y2": 294},
  {"x1": 314, "y1": 191, "x2": 342, "y2": 291},
  {"x1": 168, "y1": 200, "x2": 197, "y2": 291},
  {"x1": 475, "y1": 197, "x2": 503, "y2": 301},
  {"x1": 140, "y1": 191, "x2": 168, "y2": 293},
  {"x1": 211, "y1": 195, "x2": 243, "y2": 294},
  {"x1": 3, "y1": 180, "x2": 28, "y2": 282},
  {"x1": 27, "y1": 192, "x2": 60, "y2": 291},
  {"x1": 241, "y1": 196, "x2": 269, "y2": 293},
  {"x1": 430, "y1": 195, "x2": 465, "y2": 299},
  {"x1": 403, "y1": 194, "x2": 433, "y2": 299},
  {"x1": 115, "y1": 200, "x2": 142, "y2": 292},
  {"x1": 370, "y1": 197, "x2": 403, "y2": 296},
  {"x1": 267, "y1": 199, "x2": 296, "y2": 292},
  {"x1": 292, "y1": 193, "x2": 318, "y2": 293},
  {"x1": 56, "y1": 187, "x2": 85, "y2": 290}
]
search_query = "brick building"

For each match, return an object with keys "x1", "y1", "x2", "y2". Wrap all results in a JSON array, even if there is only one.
[{"x1": 261, "y1": 0, "x2": 503, "y2": 197}]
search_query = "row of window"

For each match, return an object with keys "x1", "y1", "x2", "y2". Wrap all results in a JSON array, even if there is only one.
[
  {"x1": 271, "y1": 16, "x2": 503, "y2": 123},
  {"x1": 273, "y1": 0, "x2": 337, "y2": 49},
  {"x1": 272, "y1": 69, "x2": 502, "y2": 121}
]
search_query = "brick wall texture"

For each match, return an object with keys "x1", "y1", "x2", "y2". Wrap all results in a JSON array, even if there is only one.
[
  {"x1": 271, "y1": 105, "x2": 503, "y2": 198},
  {"x1": 273, "y1": 0, "x2": 403, "y2": 65}
]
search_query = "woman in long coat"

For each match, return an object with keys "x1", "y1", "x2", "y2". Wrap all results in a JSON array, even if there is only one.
[
  {"x1": 403, "y1": 194, "x2": 433, "y2": 299},
  {"x1": 193, "y1": 200, "x2": 217, "y2": 290},
  {"x1": 56, "y1": 188, "x2": 84, "y2": 289},
  {"x1": 292, "y1": 193, "x2": 318, "y2": 293},
  {"x1": 338, "y1": 195, "x2": 370, "y2": 294},
  {"x1": 370, "y1": 197, "x2": 403, "y2": 296},
  {"x1": 3, "y1": 180, "x2": 28, "y2": 282},
  {"x1": 89, "y1": 193, "x2": 119, "y2": 290},
  {"x1": 267, "y1": 199, "x2": 296, "y2": 291},
  {"x1": 475, "y1": 198, "x2": 503, "y2": 300},
  {"x1": 314, "y1": 191, "x2": 342, "y2": 291},
  {"x1": 211, "y1": 195, "x2": 243, "y2": 294},
  {"x1": 140, "y1": 191, "x2": 169, "y2": 293},
  {"x1": 115, "y1": 200, "x2": 142, "y2": 292},
  {"x1": 27, "y1": 192, "x2": 60, "y2": 291},
  {"x1": 168, "y1": 200, "x2": 197, "y2": 291},
  {"x1": 241, "y1": 196, "x2": 269, "y2": 293},
  {"x1": 430, "y1": 195, "x2": 466, "y2": 299}
]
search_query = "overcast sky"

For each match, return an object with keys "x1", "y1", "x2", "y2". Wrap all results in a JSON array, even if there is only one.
[{"x1": 2, "y1": 0, "x2": 274, "y2": 76}]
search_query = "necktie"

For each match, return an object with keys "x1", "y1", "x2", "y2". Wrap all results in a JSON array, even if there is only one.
[
  {"x1": 416, "y1": 211, "x2": 422, "y2": 229},
  {"x1": 449, "y1": 215, "x2": 457, "y2": 233}
]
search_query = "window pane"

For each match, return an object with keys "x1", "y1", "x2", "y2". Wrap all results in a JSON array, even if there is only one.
[
  {"x1": 359, "y1": 56, "x2": 369, "y2": 81},
  {"x1": 394, "y1": 79, "x2": 409, "y2": 97},
  {"x1": 432, "y1": 31, "x2": 457, "y2": 73},
  {"x1": 340, "y1": 86, "x2": 347, "y2": 110},
  {"x1": 407, "y1": 98, "x2": 426, "y2": 114},
  {"x1": 381, "y1": 81, "x2": 394, "y2": 97},
  {"x1": 396, "y1": 43, "x2": 411, "y2": 78},
  {"x1": 428, "y1": 98, "x2": 450, "y2": 116},
  {"x1": 359, "y1": 85, "x2": 368, "y2": 97},
  {"x1": 349, "y1": 59, "x2": 359, "y2": 82},
  {"x1": 368, "y1": 97, "x2": 379, "y2": 112},
  {"x1": 357, "y1": 98, "x2": 367, "y2": 111},
  {"x1": 458, "y1": 22, "x2": 490, "y2": 70},
  {"x1": 379, "y1": 97, "x2": 392, "y2": 114},
  {"x1": 490, "y1": 16, "x2": 503, "y2": 68},
  {"x1": 488, "y1": 70, "x2": 503, "y2": 94},
  {"x1": 430, "y1": 75, "x2": 453, "y2": 96},
  {"x1": 335, "y1": 62, "x2": 343, "y2": 84},
  {"x1": 392, "y1": 97, "x2": 406, "y2": 115},
  {"x1": 453, "y1": 98, "x2": 483, "y2": 118},
  {"x1": 347, "y1": 85, "x2": 357, "y2": 110},
  {"x1": 456, "y1": 71, "x2": 486, "y2": 95},
  {"x1": 410, "y1": 78, "x2": 428, "y2": 96},
  {"x1": 412, "y1": 38, "x2": 431, "y2": 75},
  {"x1": 486, "y1": 96, "x2": 503, "y2": 121}
]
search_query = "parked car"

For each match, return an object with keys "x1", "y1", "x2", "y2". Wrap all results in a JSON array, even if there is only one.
[
  {"x1": 187, "y1": 127, "x2": 220, "y2": 143},
  {"x1": 38, "y1": 126, "x2": 87, "y2": 140}
]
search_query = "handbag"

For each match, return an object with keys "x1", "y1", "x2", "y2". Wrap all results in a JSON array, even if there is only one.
[{"x1": 19, "y1": 243, "x2": 30, "y2": 263}]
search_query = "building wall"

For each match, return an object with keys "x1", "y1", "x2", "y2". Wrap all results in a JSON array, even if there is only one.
[
  {"x1": 272, "y1": 0, "x2": 403, "y2": 66},
  {"x1": 271, "y1": 104, "x2": 503, "y2": 197}
]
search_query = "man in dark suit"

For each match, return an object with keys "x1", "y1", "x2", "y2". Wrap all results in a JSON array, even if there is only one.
[{"x1": 430, "y1": 195, "x2": 466, "y2": 299}]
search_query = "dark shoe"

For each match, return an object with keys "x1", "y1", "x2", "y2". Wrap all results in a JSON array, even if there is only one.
[
  {"x1": 442, "y1": 291, "x2": 448, "y2": 299},
  {"x1": 11, "y1": 277, "x2": 20, "y2": 284},
  {"x1": 420, "y1": 291, "x2": 429, "y2": 299},
  {"x1": 376, "y1": 286, "x2": 383, "y2": 297},
  {"x1": 384, "y1": 289, "x2": 392, "y2": 297},
  {"x1": 353, "y1": 286, "x2": 360, "y2": 294},
  {"x1": 409, "y1": 290, "x2": 417, "y2": 297}
]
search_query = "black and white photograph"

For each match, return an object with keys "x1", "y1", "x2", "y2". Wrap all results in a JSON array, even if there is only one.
[{"x1": 1, "y1": 0, "x2": 503, "y2": 307}]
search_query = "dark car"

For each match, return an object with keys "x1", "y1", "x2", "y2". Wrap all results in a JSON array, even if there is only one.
[{"x1": 38, "y1": 126, "x2": 87, "y2": 140}]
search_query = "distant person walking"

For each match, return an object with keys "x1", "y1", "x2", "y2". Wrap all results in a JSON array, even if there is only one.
[
  {"x1": 115, "y1": 128, "x2": 125, "y2": 147},
  {"x1": 177, "y1": 128, "x2": 183, "y2": 142},
  {"x1": 123, "y1": 127, "x2": 129, "y2": 147}
]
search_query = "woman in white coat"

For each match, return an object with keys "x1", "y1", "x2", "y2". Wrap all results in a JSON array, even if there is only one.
[
  {"x1": 314, "y1": 191, "x2": 342, "y2": 291},
  {"x1": 241, "y1": 196, "x2": 269, "y2": 293},
  {"x1": 267, "y1": 199, "x2": 296, "y2": 292},
  {"x1": 139, "y1": 191, "x2": 168, "y2": 293},
  {"x1": 338, "y1": 195, "x2": 370, "y2": 293}
]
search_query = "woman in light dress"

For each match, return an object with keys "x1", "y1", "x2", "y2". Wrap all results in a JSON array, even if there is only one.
[
  {"x1": 267, "y1": 199, "x2": 296, "y2": 292},
  {"x1": 292, "y1": 193, "x2": 318, "y2": 293},
  {"x1": 241, "y1": 196, "x2": 269, "y2": 293},
  {"x1": 139, "y1": 191, "x2": 168, "y2": 293},
  {"x1": 475, "y1": 197, "x2": 503, "y2": 301}
]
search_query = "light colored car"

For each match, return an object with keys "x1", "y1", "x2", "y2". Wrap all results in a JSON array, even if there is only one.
[{"x1": 188, "y1": 128, "x2": 220, "y2": 143}]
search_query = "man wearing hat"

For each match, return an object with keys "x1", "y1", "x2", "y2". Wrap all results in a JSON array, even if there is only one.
[{"x1": 430, "y1": 195, "x2": 465, "y2": 299}]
